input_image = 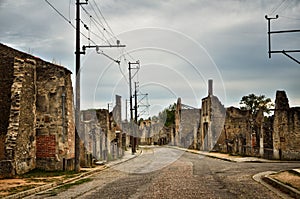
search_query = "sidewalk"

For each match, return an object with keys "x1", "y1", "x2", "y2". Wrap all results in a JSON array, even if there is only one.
[
  {"x1": 169, "y1": 145, "x2": 300, "y2": 163},
  {"x1": 170, "y1": 146, "x2": 300, "y2": 198},
  {"x1": 2, "y1": 149, "x2": 141, "y2": 199}
]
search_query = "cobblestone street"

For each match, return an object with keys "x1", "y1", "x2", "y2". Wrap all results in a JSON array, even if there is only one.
[{"x1": 24, "y1": 147, "x2": 300, "y2": 199}]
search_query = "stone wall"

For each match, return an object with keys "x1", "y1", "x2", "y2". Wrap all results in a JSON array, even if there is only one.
[
  {"x1": 174, "y1": 98, "x2": 201, "y2": 148},
  {"x1": 200, "y1": 95, "x2": 225, "y2": 151},
  {"x1": 218, "y1": 107, "x2": 250, "y2": 154},
  {"x1": 0, "y1": 51, "x2": 14, "y2": 161},
  {"x1": 35, "y1": 61, "x2": 75, "y2": 170},
  {"x1": 180, "y1": 109, "x2": 200, "y2": 148},
  {"x1": 0, "y1": 58, "x2": 37, "y2": 177},
  {"x1": 0, "y1": 43, "x2": 75, "y2": 177},
  {"x1": 80, "y1": 107, "x2": 123, "y2": 163},
  {"x1": 273, "y1": 91, "x2": 300, "y2": 160}
]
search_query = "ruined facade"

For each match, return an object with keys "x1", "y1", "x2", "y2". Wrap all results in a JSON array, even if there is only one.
[
  {"x1": 175, "y1": 98, "x2": 200, "y2": 149},
  {"x1": 273, "y1": 91, "x2": 300, "y2": 160},
  {"x1": 172, "y1": 79, "x2": 300, "y2": 160},
  {"x1": 80, "y1": 95, "x2": 124, "y2": 163},
  {"x1": 0, "y1": 43, "x2": 75, "y2": 177},
  {"x1": 198, "y1": 80, "x2": 264, "y2": 156},
  {"x1": 200, "y1": 94, "x2": 225, "y2": 151}
]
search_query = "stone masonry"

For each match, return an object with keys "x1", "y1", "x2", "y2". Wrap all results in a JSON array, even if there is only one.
[
  {"x1": 0, "y1": 43, "x2": 75, "y2": 177},
  {"x1": 171, "y1": 79, "x2": 300, "y2": 160},
  {"x1": 175, "y1": 98, "x2": 201, "y2": 149},
  {"x1": 273, "y1": 91, "x2": 300, "y2": 160}
]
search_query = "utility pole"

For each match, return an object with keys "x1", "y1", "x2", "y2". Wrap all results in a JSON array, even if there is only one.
[
  {"x1": 134, "y1": 82, "x2": 138, "y2": 150},
  {"x1": 125, "y1": 99, "x2": 128, "y2": 122},
  {"x1": 128, "y1": 61, "x2": 140, "y2": 154},
  {"x1": 74, "y1": 0, "x2": 125, "y2": 172},
  {"x1": 75, "y1": 0, "x2": 88, "y2": 173},
  {"x1": 134, "y1": 82, "x2": 138, "y2": 123},
  {"x1": 265, "y1": 15, "x2": 300, "y2": 64}
]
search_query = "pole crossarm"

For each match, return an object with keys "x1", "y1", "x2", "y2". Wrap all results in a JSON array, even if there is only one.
[
  {"x1": 270, "y1": 29, "x2": 300, "y2": 34},
  {"x1": 265, "y1": 15, "x2": 300, "y2": 64},
  {"x1": 82, "y1": 44, "x2": 126, "y2": 64},
  {"x1": 270, "y1": 50, "x2": 300, "y2": 53},
  {"x1": 82, "y1": 44, "x2": 126, "y2": 52}
]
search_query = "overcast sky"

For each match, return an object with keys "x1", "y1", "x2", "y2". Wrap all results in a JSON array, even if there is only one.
[{"x1": 1, "y1": 0, "x2": 299, "y2": 118}]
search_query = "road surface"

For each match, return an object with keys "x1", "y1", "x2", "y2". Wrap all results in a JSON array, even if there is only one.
[{"x1": 28, "y1": 146, "x2": 300, "y2": 199}]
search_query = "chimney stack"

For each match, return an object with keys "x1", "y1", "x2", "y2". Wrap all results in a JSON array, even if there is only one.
[{"x1": 208, "y1": 79, "x2": 213, "y2": 96}]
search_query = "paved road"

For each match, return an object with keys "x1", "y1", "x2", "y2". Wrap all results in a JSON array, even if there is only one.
[{"x1": 29, "y1": 147, "x2": 300, "y2": 199}]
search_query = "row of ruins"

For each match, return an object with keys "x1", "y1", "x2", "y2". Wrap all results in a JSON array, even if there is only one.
[{"x1": 0, "y1": 43, "x2": 299, "y2": 178}]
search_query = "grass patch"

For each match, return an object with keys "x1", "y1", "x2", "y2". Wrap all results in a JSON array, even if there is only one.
[
  {"x1": 20, "y1": 169, "x2": 80, "y2": 178},
  {"x1": 3, "y1": 184, "x2": 38, "y2": 196}
]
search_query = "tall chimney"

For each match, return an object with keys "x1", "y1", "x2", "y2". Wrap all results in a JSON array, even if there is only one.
[{"x1": 208, "y1": 79, "x2": 213, "y2": 96}]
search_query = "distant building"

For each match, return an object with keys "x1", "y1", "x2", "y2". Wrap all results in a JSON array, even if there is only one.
[{"x1": 172, "y1": 79, "x2": 300, "y2": 160}]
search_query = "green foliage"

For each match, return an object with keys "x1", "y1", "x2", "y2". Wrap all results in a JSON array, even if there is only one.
[
  {"x1": 239, "y1": 93, "x2": 273, "y2": 115},
  {"x1": 20, "y1": 168, "x2": 78, "y2": 178},
  {"x1": 156, "y1": 103, "x2": 176, "y2": 127}
]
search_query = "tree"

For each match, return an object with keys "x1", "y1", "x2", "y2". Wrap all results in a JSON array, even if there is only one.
[
  {"x1": 239, "y1": 94, "x2": 273, "y2": 115},
  {"x1": 155, "y1": 103, "x2": 176, "y2": 127}
]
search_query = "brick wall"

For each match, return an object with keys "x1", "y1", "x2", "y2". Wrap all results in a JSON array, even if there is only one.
[{"x1": 36, "y1": 135, "x2": 56, "y2": 158}]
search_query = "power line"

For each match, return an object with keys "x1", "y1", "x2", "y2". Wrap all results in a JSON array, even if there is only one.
[
  {"x1": 92, "y1": 0, "x2": 117, "y2": 41},
  {"x1": 81, "y1": 5, "x2": 111, "y2": 44},
  {"x1": 44, "y1": 0, "x2": 96, "y2": 45},
  {"x1": 45, "y1": 0, "x2": 73, "y2": 27},
  {"x1": 281, "y1": 15, "x2": 300, "y2": 20},
  {"x1": 269, "y1": 0, "x2": 287, "y2": 15}
]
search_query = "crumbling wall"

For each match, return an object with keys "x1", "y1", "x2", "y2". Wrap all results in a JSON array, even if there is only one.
[
  {"x1": 180, "y1": 109, "x2": 200, "y2": 149},
  {"x1": 200, "y1": 95, "x2": 225, "y2": 151},
  {"x1": 0, "y1": 43, "x2": 75, "y2": 176},
  {"x1": 0, "y1": 53, "x2": 14, "y2": 161},
  {"x1": 35, "y1": 62, "x2": 75, "y2": 170},
  {"x1": 273, "y1": 91, "x2": 300, "y2": 160},
  {"x1": 218, "y1": 107, "x2": 250, "y2": 154},
  {"x1": 0, "y1": 58, "x2": 36, "y2": 177}
]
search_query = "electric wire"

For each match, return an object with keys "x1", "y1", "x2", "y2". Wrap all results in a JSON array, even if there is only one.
[
  {"x1": 44, "y1": 0, "x2": 96, "y2": 45},
  {"x1": 281, "y1": 15, "x2": 300, "y2": 20},
  {"x1": 269, "y1": 0, "x2": 287, "y2": 15},
  {"x1": 87, "y1": 3, "x2": 112, "y2": 45},
  {"x1": 45, "y1": 0, "x2": 139, "y2": 87},
  {"x1": 81, "y1": 5, "x2": 111, "y2": 44},
  {"x1": 92, "y1": 0, "x2": 118, "y2": 41}
]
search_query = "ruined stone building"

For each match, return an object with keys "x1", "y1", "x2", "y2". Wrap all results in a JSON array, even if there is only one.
[
  {"x1": 175, "y1": 98, "x2": 200, "y2": 149},
  {"x1": 172, "y1": 79, "x2": 300, "y2": 160},
  {"x1": 80, "y1": 95, "x2": 124, "y2": 163},
  {"x1": 0, "y1": 43, "x2": 75, "y2": 178},
  {"x1": 139, "y1": 119, "x2": 152, "y2": 145},
  {"x1": 273, "y1": 91, "x2": 300, "y2": 160},
  {"x1": 199, "y1": 80, "x2": 226, "y2": 151},
  {"x1": 198, "y1": 80, "x2": 265, "y2": 157}
]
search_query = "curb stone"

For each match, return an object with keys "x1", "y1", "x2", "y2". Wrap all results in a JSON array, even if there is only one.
[
  {"x1": 3, "y1": 150, "x2": 142, "y2": 199},
  {"x1": 262, "y1": 174, "x2": 300, "y2": 199},
  {"x1": 167, "y1": 145, "x2": 300, "y2": 163}
]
